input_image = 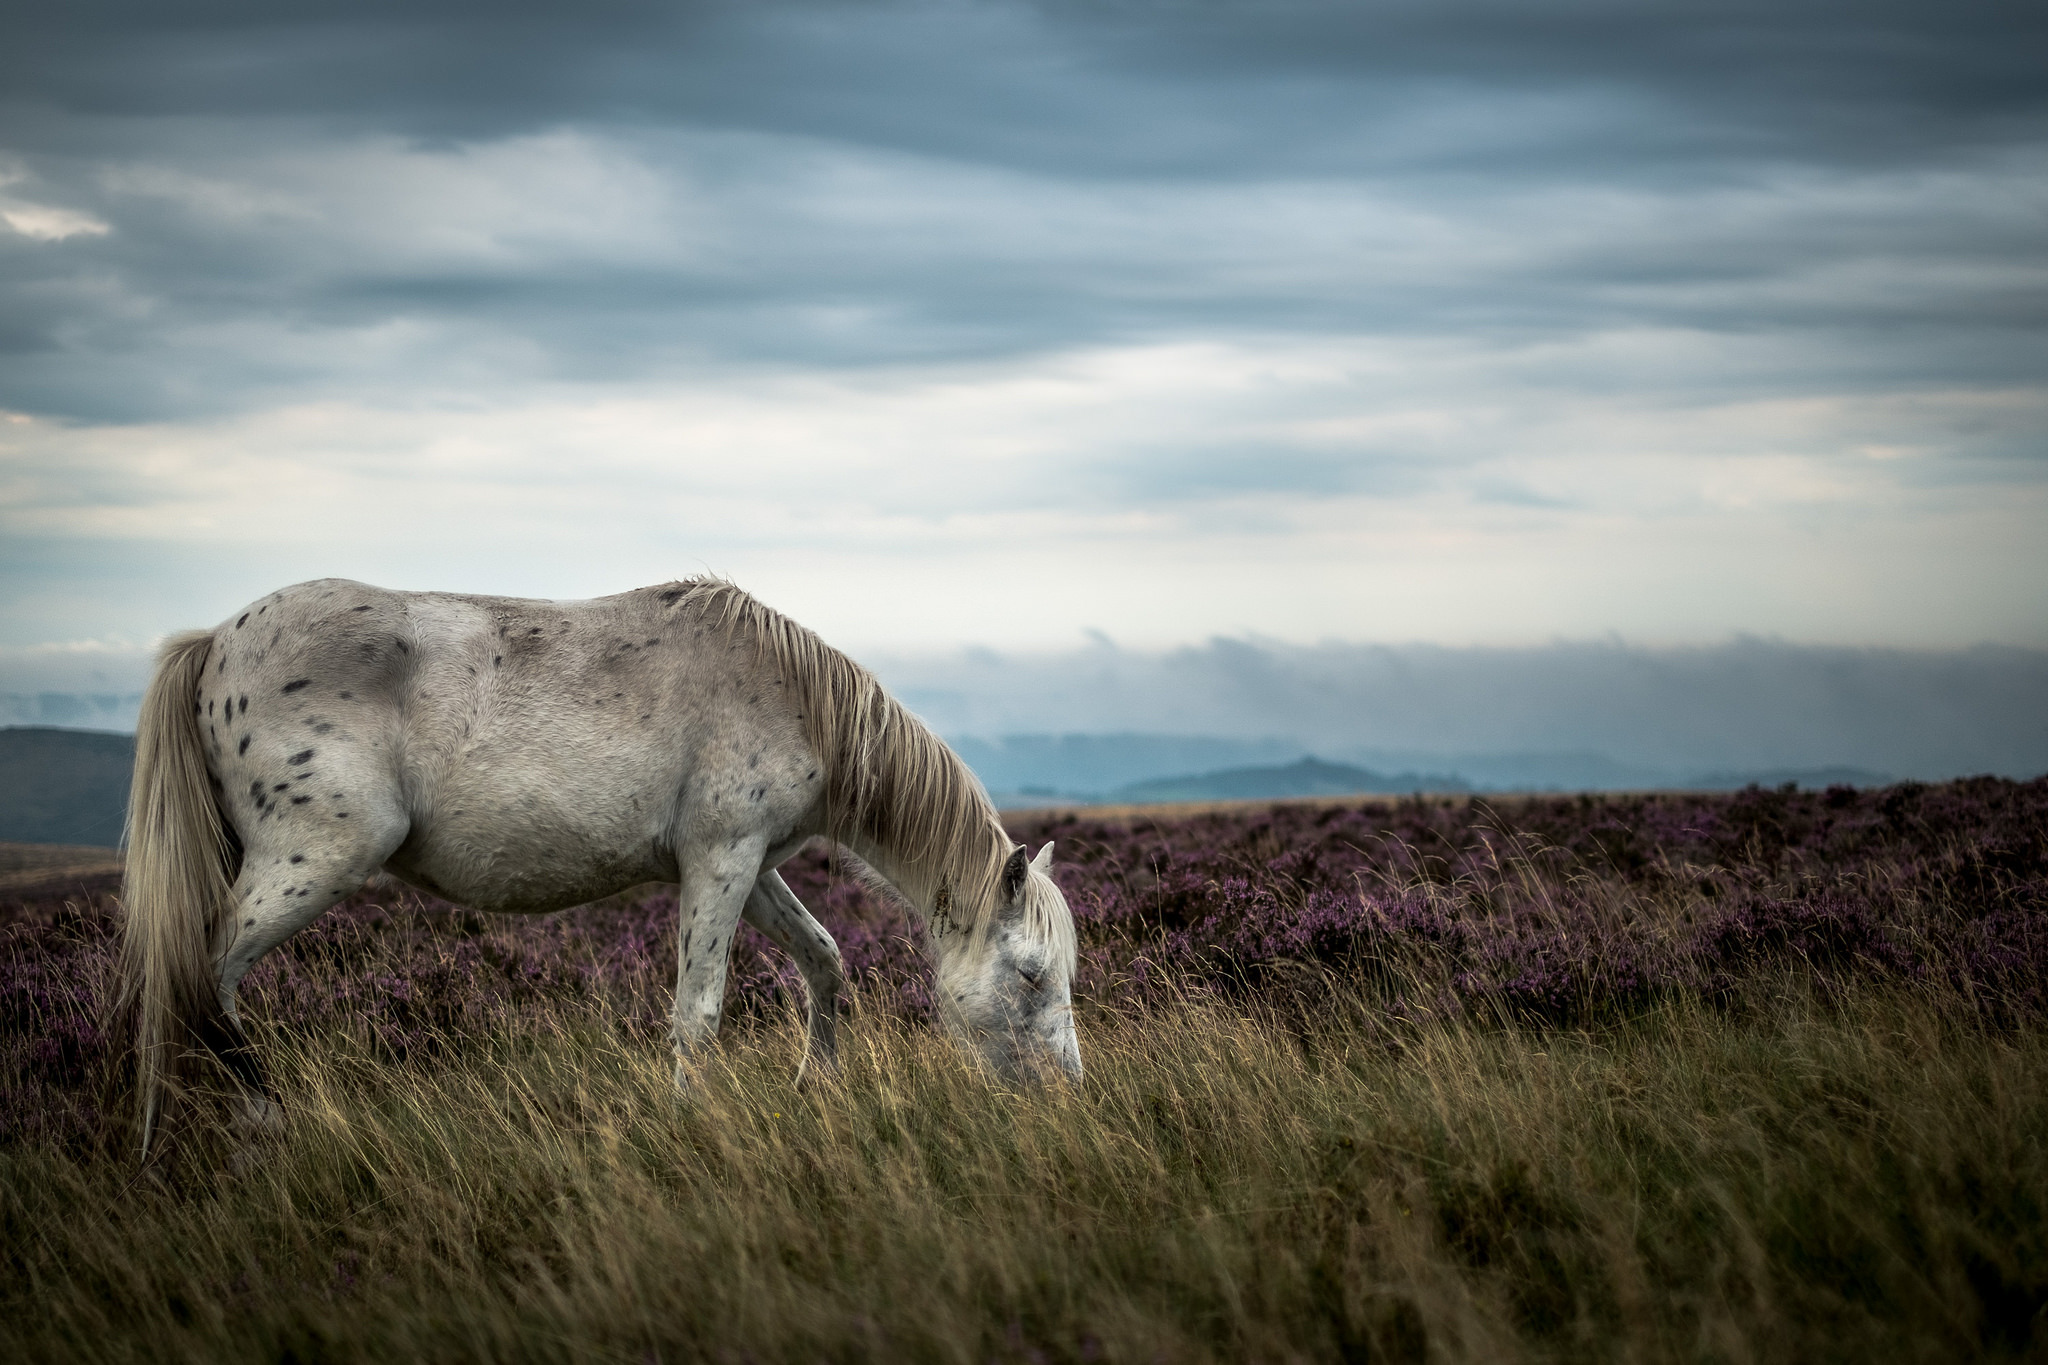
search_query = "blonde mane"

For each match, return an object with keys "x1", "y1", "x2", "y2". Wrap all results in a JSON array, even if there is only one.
[{"x1": 675, "y1": 579, "x2": 1040, "y2": 944}]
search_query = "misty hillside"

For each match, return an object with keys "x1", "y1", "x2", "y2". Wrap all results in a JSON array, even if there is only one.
[{"x1": 0, "y1": 727, "x2": 134, "y2": 847}]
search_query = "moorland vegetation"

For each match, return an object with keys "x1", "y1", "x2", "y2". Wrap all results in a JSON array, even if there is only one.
[{"x1": 4, "y1": 779, "x2": 2045, "y2": 1361}]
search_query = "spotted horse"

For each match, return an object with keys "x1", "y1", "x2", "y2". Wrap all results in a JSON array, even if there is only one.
[{"x1": 116, "y1": 577, "x2": 1079, "y2": 1155}]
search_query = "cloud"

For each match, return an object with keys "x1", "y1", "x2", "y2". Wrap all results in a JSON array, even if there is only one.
[
  {"x1": 0, "y1": 202, "x2": 111, "y2": 242},
  {"x1": 0, "y1": 0, "x2": 2042, "y2": 657},
  {"x1": 2, "y1": 2, "x2": 2043, "y2": 420},
  {"x1": 3, "y1": 329, "x2": 2042, "y2": 651}
]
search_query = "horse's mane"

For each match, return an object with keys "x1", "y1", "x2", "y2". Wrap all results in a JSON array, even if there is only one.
[{"x1": 673, "y1": 579, "x2": 1048, "y2": 947}]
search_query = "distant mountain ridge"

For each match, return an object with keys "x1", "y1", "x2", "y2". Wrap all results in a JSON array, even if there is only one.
[{"x1": 1109, "y1": 756, "x2": 1469, "y2": 804}]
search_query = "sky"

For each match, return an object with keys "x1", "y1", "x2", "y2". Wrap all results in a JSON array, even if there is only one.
[{"x1": 2, "y1": 1, "x2": 2045, "y2": 768}]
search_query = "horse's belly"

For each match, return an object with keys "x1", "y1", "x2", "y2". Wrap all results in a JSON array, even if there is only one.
[{"x1": 385, "y1": 805, "x2": 674, "y2": 913}]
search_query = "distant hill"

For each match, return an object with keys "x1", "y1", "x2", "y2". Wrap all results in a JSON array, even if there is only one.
[
  {"x1": 1108, "y1": 756, "x2": 1471, "y2": 804},
  {"x1": 1681, "y1": 766, "x2": 1892, "y2": 791},
  {"x1": 0, "y1": 727, "x2": 134, "y2": 847},
  {"x1": 951, "y1": 733, "x2": 1304, "y2": 797}
]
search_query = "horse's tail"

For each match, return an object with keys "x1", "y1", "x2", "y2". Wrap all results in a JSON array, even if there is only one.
[{"x1": 115, "y1": 628, "x2": 248, "y2": 1156}]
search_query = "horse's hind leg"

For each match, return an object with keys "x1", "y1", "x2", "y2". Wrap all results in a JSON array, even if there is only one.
[
  {"x1": 212, "y1": 799, "x2": 408, "y2": 1128},
  {"x1": 743, "y1": 869, "x2": 845, "y2": 1081}
]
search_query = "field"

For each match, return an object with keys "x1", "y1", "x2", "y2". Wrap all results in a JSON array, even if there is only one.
[{"x1": 4, "y1": 779, "x2": 2046, "y2": 1362}]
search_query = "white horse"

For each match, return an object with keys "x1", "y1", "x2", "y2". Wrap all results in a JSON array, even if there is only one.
[{"x1": 117, "y1": 577, "x2": 1080, "y2": 1153}]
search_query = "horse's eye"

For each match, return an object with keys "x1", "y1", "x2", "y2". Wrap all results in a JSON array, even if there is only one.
[{"x1": 1018, "y1": 966, "x2": 1044, "y2": 991}]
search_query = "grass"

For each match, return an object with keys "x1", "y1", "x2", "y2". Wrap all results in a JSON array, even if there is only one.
[
  {"x1": 6, "y1": 980, "x2": 2044, "y2": 1363},
  {"x1": 7, "y1": 780, "x2": 2045, "y2": 1361}
]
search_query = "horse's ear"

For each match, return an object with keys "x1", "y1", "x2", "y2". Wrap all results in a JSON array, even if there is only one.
[
  {"x1": 1001, "y1": 845, "x2": 1030, "y2": 905},
  {"x1": 1030, "y1": 841, "x2": 1054, "y2": 872}
]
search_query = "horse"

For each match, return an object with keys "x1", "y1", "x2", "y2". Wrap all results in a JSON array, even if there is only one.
[{"x1": 116, "y1": 577, "x2": 1080, "y2": 1154}]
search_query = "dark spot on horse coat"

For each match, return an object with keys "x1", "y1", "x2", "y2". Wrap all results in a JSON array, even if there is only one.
[
  {"x1": 288, "y1": 749, "x2": 315, "y2": 766},
  {"x1": 645, "y1": 638, "x2": 660, "y2": 646},
  {"x1": 493, "y1": 656, "x2": 502, "y2": 666},
  {"x1": 659, "y1": 588, "x2": 685, "y2": 605},
  {"x1": 312, "y1": 722, "x2": 333, "y2": 734},
  {"x1": 290, "y1": 855, "x2": 303, "y2": 863},
  {"x1": 338, "y1": 691, "x2": 352, "y2": 700},
  {"x1": 352, "y1": 604, "x2": 372, "y2": 612},
  {"x1": 238, "y1": 696, "x2": 249, "y2": 714},
  {"x1": 281, "y1": 679, "x2": 311, "y2": 693},
  {"x1": 207, "y1": 699, "x2": 214, "y2": 716},
  {"x1": 236, "y1": 614, "x2": 249, "y2": 628},
  {"x1": 291, "y1": 796, "x2": 311, "y2": 805},
  {"x1": 394, "y1": 638, "x2": 409, "y2": 653},
  {"x1": 273, "y1": 783, "x2": 290, "y2": 792},
  {"x1": 238, "y1": 736, "x2": 251, "y2": 755},
  {"x1": 529, "y1": 627, "x2": 543, "y2": 635}
]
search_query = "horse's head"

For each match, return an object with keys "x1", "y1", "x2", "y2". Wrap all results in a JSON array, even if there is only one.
[{"x1": 935, "y1": 842, "x2": 1082, "y2": 1083}]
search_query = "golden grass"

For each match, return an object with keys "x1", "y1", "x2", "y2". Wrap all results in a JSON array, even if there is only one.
[{"x1": 5, "y1": 986, "x2": 2044, "y2": 1363}]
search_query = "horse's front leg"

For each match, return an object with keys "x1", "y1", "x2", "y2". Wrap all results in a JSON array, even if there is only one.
[
  {"x1": 671, "y1": 833, "x2": 769, "y2": 1091},
  {"x1": 743, "y1": 869, "x2": 845, "y2": 1083}
]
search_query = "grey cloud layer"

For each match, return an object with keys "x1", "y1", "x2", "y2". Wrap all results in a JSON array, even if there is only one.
[
  {"x1": 2, "y1": 0, "x2": 2043, "y2": 430},
  {"x1": 10, "y1": 2, "x2": 2042, "y2": 165}
]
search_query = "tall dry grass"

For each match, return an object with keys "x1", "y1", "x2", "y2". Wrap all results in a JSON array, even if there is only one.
[{"x1": 5, "y1": 980, "x2": 2044, "y2": 1363}]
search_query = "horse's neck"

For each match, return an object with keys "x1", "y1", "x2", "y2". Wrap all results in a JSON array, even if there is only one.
[{"x1": 846, "y1": 817, "x2": 1005, "y2": 932}]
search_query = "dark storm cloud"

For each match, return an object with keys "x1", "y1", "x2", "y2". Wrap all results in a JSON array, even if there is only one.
[
  {"x1": 9, "y1": 2, "x2": 2043, "y2": 168},
  {"x1": 0, "y1": 0, "x2": 2043, "y2": 426}
]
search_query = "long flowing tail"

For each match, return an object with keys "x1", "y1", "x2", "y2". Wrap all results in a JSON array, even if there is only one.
[{"x1": 115, "y1": 629, "x2": 249, "y2": 1156}]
